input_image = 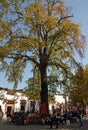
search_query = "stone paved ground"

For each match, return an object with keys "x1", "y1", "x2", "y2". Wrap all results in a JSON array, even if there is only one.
[{"x1": 1, "y1": 117, "x2": 88, "y2": 130}]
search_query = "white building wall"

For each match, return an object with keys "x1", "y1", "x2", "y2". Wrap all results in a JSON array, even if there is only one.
[
  {"x1": 55, "y1": 95, "x2": 65, "y2": 104},
  {"x1": 0, "y1": 88, "x2": 68, "y2": 117},
  {"x1": 14, "y1": 99, "x2": 21, "y2": 112}
]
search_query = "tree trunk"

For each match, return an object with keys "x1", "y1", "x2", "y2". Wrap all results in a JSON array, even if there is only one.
[{"x1": 40, "y1": 65, "x2": 49, "y2": 114}]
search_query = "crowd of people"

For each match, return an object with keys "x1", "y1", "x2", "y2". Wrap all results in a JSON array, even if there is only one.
[
  {"x1": 42, "y1": 104, "x2": 84, "y2": 129},
  {"x1": 0, "y1": 103, "x2": 86, "y2": 128},
  {"x1": 10, "y1": 111, "x2": 30, "y2": 125}
]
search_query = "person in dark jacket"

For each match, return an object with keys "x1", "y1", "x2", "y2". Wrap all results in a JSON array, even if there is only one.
[
  {"x1": 77, "y1": 106, "x2": 83, "y2": 128},
  {"x1": 50, "y1": 111, "x2": 60, "y2": 129}
]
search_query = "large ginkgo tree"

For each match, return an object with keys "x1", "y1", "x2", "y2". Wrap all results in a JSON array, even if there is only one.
[{"x1": 0, "y1": 0, "x2": 85, "y2": 113}]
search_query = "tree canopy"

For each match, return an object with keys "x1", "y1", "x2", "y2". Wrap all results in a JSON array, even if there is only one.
[
  {"x1": 0, "y1": 0, "x2": 85, "y2": 113},
  {"x1": 66, "y1": 65, "x2": 88, "y2": 106}
]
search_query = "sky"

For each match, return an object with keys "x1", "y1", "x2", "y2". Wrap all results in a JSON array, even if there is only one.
[
  {"x1": 0, "y1": 0, "x2": 88, "y2": 90},
  {"x1": 65, "y1": 0, "x2": 88, "y2": 66}
]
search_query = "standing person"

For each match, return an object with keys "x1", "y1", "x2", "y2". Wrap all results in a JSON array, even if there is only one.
[
  {"x1": 52, "y1": 106, "x2": 56, "y2": 115},
  {"x1": 50, "y1": 108, "x2": 60, "y2": 129},
  {"x1": 0, "y1": 106, "x2": 3, "y2": 127},
  {"x1": 77, "y1": 106, "x2": 83, "y2": 128}
]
